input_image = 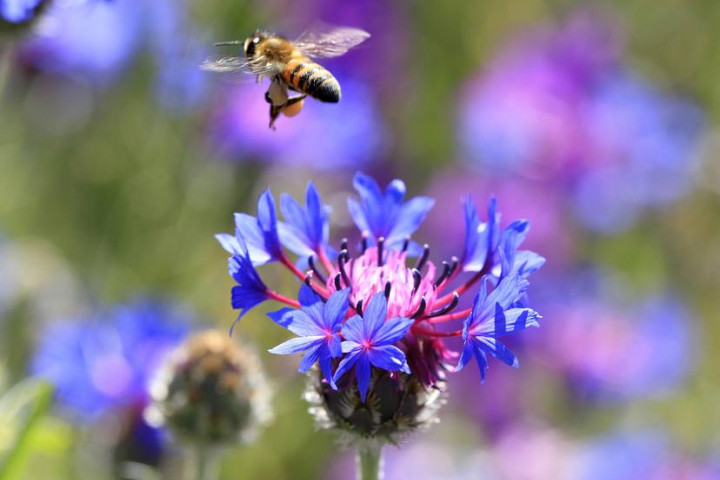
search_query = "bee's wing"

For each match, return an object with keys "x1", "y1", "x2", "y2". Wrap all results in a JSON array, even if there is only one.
[
  {"x1": 201, "y1": 55, "x2": 281, "y2": 77},
  {"x1": 201, "y1": 56, "x2": 248, "y2": 73},
  {"x1": 294, "y1": 25, "x2": 370, "y2": 59}
]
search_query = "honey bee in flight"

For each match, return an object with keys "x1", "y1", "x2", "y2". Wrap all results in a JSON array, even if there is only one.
[{"x1": 202, "y1": 26, "x2": 370, "y2": 129}]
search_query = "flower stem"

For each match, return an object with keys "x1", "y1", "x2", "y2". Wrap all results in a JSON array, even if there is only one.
[
  {"x1": 192, "y1": 444, "x2": 218, "y2": 480},
  {"x1": 0, "y1": 46, "x2": 14, "y2": 100},
  {"x1": 356, "y1": 441, "x2": 384, "y2": 480}
]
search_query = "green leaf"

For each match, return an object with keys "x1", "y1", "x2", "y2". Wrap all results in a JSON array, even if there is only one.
[{"x1": 0, "y1": 379, "x2": 54, "y2": 480}]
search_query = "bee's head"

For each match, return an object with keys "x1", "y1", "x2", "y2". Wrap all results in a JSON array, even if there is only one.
[{"x1": 243, "y1": 30, "x2": 266, "y2": 58}]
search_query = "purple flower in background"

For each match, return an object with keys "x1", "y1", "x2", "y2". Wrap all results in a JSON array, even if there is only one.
[
  {"x1": 208, "y1": 75, "x2": 384, "y2": 169},
  {"x1": 531, "y1": 272, "x2": 695, "y2": 402},
  {"x1": 31, "y1": 298, "x2": 191, "y2": 420},
  {"x1": 458, "y1": 10, "x2": 705, "y2": 233}
]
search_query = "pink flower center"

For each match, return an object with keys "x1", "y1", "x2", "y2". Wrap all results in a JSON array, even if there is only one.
[{"x1": 326, "y1": 247, "x2": 438, "y2": 319}]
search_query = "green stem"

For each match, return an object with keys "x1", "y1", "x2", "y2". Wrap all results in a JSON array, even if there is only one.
[
  {"x1": 356, "y1": 441, "x2": 384, "y2": 480},
  {"x1": 192, "y1": 445, "x2": 218, "y2": 480},
  {"x1": 0, "y1": 46, "x2": 13, "y2": 100}
]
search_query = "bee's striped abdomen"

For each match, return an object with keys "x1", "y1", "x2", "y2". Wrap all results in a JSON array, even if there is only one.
[{"x1": 282, "y1": 57, "x2": 341, "y2": 103}]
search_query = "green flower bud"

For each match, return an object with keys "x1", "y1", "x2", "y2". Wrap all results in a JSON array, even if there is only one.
[
  {"x1": 147, "y1": 331, "x2": 272, "y2": 446},
  {"x1": 305, "y1": 369, "x2": 445, "y2": 445}
]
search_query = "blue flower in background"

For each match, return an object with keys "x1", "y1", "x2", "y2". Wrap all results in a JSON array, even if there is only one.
[
  {"x1": 457, "y1": 273, "x2": 540, "y2": 381},
  {"x1": 348, "y1": 172, "x2": 435, "y2": 251},
  {"x1": 269, "y1": 285, "x2": 349, "y2": 388},
  {"x1": 21, "y1": 0, "x2": 143, "y2": 83},
  {"x1": 17, "y1": 0, "x2": 210, "y2": 112},
  {"x1": 0, "y1": 0, "x2": 45, "y2": 24},
  {"x1": 31, "y1": 299, "x2": 191, "y2": 421}
]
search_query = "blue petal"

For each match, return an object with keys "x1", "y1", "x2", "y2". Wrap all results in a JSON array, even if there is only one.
[
  {"x1": 305, "y1": 182, "x2": 328, "y2": 248},
  {"x1": 499, "y1": 219, "x2": 530, "y2": 277},
  {"x1": 474, "y1": 306, "x2": 540, "y2": 337},
  {"x1": 362, "y1": 292, "x2": 388, "y2": 339},
  {"x1": 327, "y1": 335, "x2": 342, "y2": 358},
  {"x1": 514, "y1": 251, "x2": 546, "y2": 277},
  {"x1": 297, "y1": 283, "x2": 324, "y2": 322},
  {"x1": 277, "y1": 222, "x2": 315, "y2": 258},
  {"x1": 352, "y1": 173, "x2": 385, "y2": 234},
  {"x1": 234, "y1": 190, "x2": 283, "y2": 266},
  {"x1": 455, "y1": 341, "x2": 475, "y2": 372},
  {"x1": 347, "y1": 197, "x2": 371, "y2": 233},
  {"x1": 228, "y1": 251, "x2": 268, "y2": 317},
  {"x1": 341, "y1": 340, "x2": 362, "y2": 353},
  {"x1": 387, "y1": 196, "x2": 435, "y2": 245},
  {"x1": 349, "y1": 173, "x2": 434, "y2": 249},
  {"x1": 215, "y1": 233, "x2": 243, "y2": 255},
  {"x1": 473, "y1": 345, "x2": 489, "y2": 382},
  {"x1": 368, "y1": 345, "x2": 409, "y2": 373},
  {"x1": 340, "y1": 316, "x2": 365, "y2": 344},
  {"x1": 231, "y1": 285, "x2": 267, "y2": 312},
  {"x1": 333, "y1": 349, "x2": 361, "y2": 384},
  {"x1": 477, "y1": 337, "x2": 519, "y2": 367},
  {"x1": 234, "y1": 213, "x2": 272, "y2": 266},
  {"x1": 298, "y1": 345, "x2": 322, "y2": 373},
  {"x1": 277, "y1": 183, "x2": 329, "y2": 257},
  {"x1": 268, "y1": 336, "x2": 324, "y2": 355},
  {"x1": 298, "y1": 282, "x2": 323, "y2": 308},
  {"x1": 384, "y1": 179, "x2": 406, "y2": 205},
  {"x1": 355, "y1": 354, "x2": 371, "y2": 403},
  {"x1": 322, "y1": 289, "x2": 350, "y2": 330},
  {"x1": 373, "y1": 317, "x2": 414, "y2": 345},
  {"x1": 480, "y1": 272, "x2": 529, "y2": 320},
  {"x1": 463, "y1": 197, "x2": 501, "y2": 272},
  {"x1": 318, "y1": 354, "x2": 337, "y2": 390},
  {"x1": 267, "y1": 308, "x2": 322, "y2": 337}
]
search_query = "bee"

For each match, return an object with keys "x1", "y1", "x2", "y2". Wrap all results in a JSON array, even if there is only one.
[{"x1": 202, "y1": 25, "x2": 370, "y2": 129}]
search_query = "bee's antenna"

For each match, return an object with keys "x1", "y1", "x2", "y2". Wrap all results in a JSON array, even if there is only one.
[{"x1": 214, "y1": 41, "x2": 244, "y2": 47}]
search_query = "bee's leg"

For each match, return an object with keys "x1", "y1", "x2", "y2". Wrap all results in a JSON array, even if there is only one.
[
  {"x1": 283, "y1": 94, "x2": 306, "y2": 108},
  {"x1": 268, "y1": 104, "x2": 282, "y2": 130}
]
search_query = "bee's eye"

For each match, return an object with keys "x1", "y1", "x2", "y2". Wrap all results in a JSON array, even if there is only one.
[{"x1": 245, "y1": 37, "x2": 259, "y2": 56}]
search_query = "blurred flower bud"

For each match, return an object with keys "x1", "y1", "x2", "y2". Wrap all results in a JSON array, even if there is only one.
[
  {"x1": 0, "y1": 0, "x2": 50, "y2": 41},
  {"x1": 147, "y1": 330, "x2": 272, "y2": 446},
  {"x1": 305, "y1": 369, "x2": 445, "y2": 445}
]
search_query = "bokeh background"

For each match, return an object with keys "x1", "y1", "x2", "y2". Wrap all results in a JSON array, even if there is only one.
[{"x1": 1, "y1": 0, "x2": 720, "y2": 479}]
